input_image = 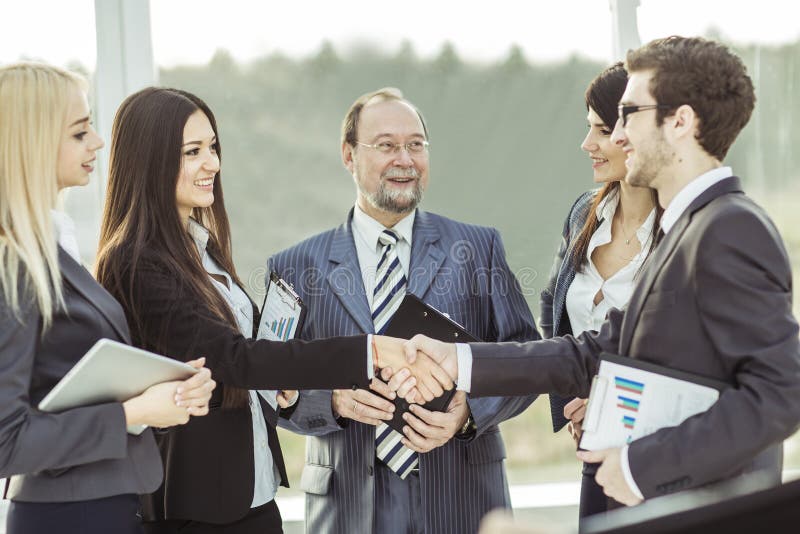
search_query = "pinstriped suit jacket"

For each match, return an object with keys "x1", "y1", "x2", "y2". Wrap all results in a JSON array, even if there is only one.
[
  {"x1": 539, "y1": 190, "x2": 596, "y2": 432},
  {"x1": 270, "y1": 209, "x2": 540, "y2": 534}
]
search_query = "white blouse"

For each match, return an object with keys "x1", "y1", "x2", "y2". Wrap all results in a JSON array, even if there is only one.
[
  {"x1": 565, "y1": 191, "x2": 656, "y2": 337},
  {"x1": 187, "y1": 219, "x2": 281, "y2": 508}
]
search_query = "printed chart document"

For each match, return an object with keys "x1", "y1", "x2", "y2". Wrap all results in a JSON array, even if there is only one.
[
  {"x1": 257, "y1": 272, "x2": 306, "y2": 342},
  {"x1": 579, "y1": 353, "x2": 728, "y2": 451},
  {"x1": 256, "y1": 272, "x2": 306, "y2": 409}
]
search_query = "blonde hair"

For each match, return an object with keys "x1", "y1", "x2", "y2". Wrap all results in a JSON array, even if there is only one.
[{"x1": 0, "y1": 62, "x2": 87, "y2": 329}]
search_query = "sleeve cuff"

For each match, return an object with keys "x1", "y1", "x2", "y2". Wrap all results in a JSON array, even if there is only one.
[
  {"x1": 367, "y1": 334, "x2": 374, "y2": 380},
  {"x1": 621, "y1": 445, "x2": 645, "y2": 500},
  {"x1": 455, "y1": 343, "x2": 472, "y2": 393}
]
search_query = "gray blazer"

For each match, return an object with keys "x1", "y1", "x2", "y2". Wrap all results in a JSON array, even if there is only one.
[
  {"x1": 470, "y1": 177, "x2": 800, "y2": 498},
  {"x1": 539, "y1": 190, "x2": 595, "y2": 432},
  {"x1": 270, "y1": 209, "x2": 540, "y2": 534},
  {"x1": 0, "y1": 248, "x2": 162, "y2": 502}
]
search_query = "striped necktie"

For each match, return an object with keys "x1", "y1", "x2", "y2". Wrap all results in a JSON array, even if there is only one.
[{"x1": 373, "y1": 229, "x2": 418, "y2": 479}]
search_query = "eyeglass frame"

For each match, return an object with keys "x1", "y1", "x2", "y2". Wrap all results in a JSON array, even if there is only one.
[
  {"x1": 354, "y1": 139, "x2": 430, "y2": 155},
  {"x1": 617, "y1": 104, "x2": 674, "y2": 127}
]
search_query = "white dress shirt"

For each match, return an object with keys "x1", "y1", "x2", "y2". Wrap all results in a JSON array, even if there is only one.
[
  {"x1": 565, "y1": 190, "x2": 656, "y2": 335},
  {"x1": 51, "y1": 210, "x2": 82, "y2": 264},
  {"x1": 351, "y1": 202, "x2": 415, "y2": 308},
  {"x1": 188, "y1": 219, "x2": 285, "y2": 508},
  {"x1": 660, "y1": 166, "x2": 732, "y2": 234}
]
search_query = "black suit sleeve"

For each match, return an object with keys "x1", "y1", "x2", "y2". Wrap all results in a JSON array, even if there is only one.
[
  {"x1": 628, "y1": 208, "x2": 800, "y2": 497},
  {"x1": 129, "y1": 262, "x2": 370, "y2": 391},
  {"x1": 468, "y1": 306, "x2": 622, "y2": 398}
]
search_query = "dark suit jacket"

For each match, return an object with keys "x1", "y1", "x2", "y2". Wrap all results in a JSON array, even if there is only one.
[
  {"x1": 0, "y1": 248, "x2": 162, "y2": 502},
  {"x1": 471, "y1": 177, "x2": 800, "y2": 498},
  {"x1": 271, "y1": 209, "x2": 540, "y2": 534},
  {"x1": 114, "y1": 249, "x2": 372, "y2": 524}
]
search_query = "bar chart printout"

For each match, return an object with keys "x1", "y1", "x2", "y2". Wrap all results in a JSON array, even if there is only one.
[
  {"x1": 257, "y1": 278, "x2": 303, "y2": 342},
  {"x1": 580, "y1": 355, "x2": 723, "y2": 451}
]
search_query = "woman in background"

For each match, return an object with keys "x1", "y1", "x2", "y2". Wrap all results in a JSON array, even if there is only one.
[
  {"x1": 540, "y1": 62, "x2": 661, "y2": 522},
  {"x1": 0, "y1": 63, "x2": 214, "y2": 534},
  {"x1": 95, "y1": 87, "x2": 447, "y2": 533}
]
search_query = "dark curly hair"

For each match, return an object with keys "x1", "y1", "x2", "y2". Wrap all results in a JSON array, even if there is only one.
[{"x1": 626, "y1": 36, "x2": 755, "y2": 160}]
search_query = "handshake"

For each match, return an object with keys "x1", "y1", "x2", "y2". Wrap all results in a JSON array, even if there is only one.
[
  {"x1": 372, "y1": 334, "x2": 461, "y2": 404},
  {"x1": 328, "y1": 334, "x2": 468, "y2": 454}
]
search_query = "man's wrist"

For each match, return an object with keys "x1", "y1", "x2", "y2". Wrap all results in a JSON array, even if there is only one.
[
  {"x1": 458, "y1": 413, "x2": 476, "y2": 437},
  {"x1": 620, "y1": 445, "x2": 645, "y2": 500}
]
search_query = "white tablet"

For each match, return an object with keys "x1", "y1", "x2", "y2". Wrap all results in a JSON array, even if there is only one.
[{"x1": 38, "y1": 338, "x2": 197, "y2": 416}]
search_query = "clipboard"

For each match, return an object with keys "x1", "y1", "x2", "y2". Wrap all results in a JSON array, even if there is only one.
[
  {"x1": 257, "y1": 271, "x2": 307, "y2": 341},
  {"x1": 579, "y1": 352, "x2": 729, "y2": 451},
  {"x1": 379, "y1": 294, "x2": 480, "y2": 434}
]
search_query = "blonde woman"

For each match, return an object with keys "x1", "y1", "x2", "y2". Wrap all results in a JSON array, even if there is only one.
[{"x1": 0, "y1": 63, "x2": 215, "y2": 534}]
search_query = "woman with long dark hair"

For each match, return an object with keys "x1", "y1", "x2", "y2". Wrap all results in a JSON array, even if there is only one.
[
  {"x1": 540, "y1": 63, "x2": 662, "y2": 521},
  {"x1": 0, "y1": 63, "x2": 214, "y2": 534},
  {"x1": 95, "y1": 87, "x2": 448, "y2": 533}
]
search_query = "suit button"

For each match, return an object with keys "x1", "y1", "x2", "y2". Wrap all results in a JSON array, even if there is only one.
[{"x1": 368, "y1": 465, "x2": 374, "y2": 476}]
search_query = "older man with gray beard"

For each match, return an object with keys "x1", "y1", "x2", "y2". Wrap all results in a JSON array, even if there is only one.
[{"x1": 268, "y1": 87, "x2": 540, "y2": 534}]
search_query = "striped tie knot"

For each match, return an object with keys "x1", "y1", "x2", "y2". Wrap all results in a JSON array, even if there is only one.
[{"x1": 378, "y1": 228, "x2": 400, "y2": 247}]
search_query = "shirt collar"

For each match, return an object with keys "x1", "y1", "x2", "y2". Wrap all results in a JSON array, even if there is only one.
[
  {"x1": 595, "y1": 187, "x2": 620, "y2": 221},
  {"x1": 587, "y1": 190, "x2": 657, "y2": 254},
  {"x1": 352, "y1": 203, "x2": 415, "y2": 251},
  {"x1": 187, "y1": 217, "x2": 210, "y2": 256},
  {"x1": 51, "y1": 209, "x2": 81, "y2": 262},
  {"x1": 660, "y1": 166, "x2": 733, "y2": 234}
]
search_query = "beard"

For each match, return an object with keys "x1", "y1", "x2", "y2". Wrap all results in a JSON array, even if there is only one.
[
  {"x1": 358, "y1": 167, "x2": 424, "y2": 214},
  {"x1": 625, "y1": 131, "x2": 672, "y2": 188}
]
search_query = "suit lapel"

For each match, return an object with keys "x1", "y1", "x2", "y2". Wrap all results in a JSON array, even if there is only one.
[
  {"x1": 327, "y1": 213, "x2": 374, "y2": 334},
  {"x1": 619, "y1": 177, "x2": 743, "y2": 355},
  {"x1": 407, "y1": 210, "x2": 445, "y2": 300},
  {"x1": 58, "y1": 247, "x2": 132, "y2": 343}
]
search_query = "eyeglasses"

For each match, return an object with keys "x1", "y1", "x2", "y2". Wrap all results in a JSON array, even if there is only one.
[
  {"x1": 355, "y1": 140, "x2": 430, "y2": 155},
  {"x1": 617, "y1": 104, "x2": 674, "y2": 127}
]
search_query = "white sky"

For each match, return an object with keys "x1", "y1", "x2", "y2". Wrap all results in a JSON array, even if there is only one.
[{"x1": 2, "y1": 0, "x2": 799, "y2": 68}]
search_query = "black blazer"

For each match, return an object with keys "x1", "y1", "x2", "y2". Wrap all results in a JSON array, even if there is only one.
[
  {"x1": 117, "y1": 250, "x2": 371, "y2": 524},
  {"x1": 0, "y1": 248, "x2": 162, "y2": 502}
]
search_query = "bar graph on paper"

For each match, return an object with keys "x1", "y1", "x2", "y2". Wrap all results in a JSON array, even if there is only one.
[
  {"x1": 580, "y1": 357, "x2": 721, "y2": 451},
  {"x1": 269, "y1": 317, "x2": 295, "y2": 341},
  {"x1": 256, "y1": 282, "x2": 302, "y2": 342},
  {"x1": 615, "y1": 376, "x2": 644, "y2": 443}
]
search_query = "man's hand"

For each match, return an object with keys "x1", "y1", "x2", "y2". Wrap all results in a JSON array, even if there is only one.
[
  {"x1": 400, "y1": 391, "x2": 470, "y2": 453},
  {"x1": 331, "y1": 372, "x2": 409, "y2": 426},
  {"x1": 374, "y1": 336, "x2": 454, "y2": 401},
  {"x1": 401, "y1": 334, "x2": 459, "y2": 383},
  {"x1": 577, "y1": 448, "x2": 643, "y2": 506},
  {"x1": 564, "y1": 397, "x2": 587, "y2": 445}
]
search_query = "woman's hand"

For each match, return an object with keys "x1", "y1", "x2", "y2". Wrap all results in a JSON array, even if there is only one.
[
  {"x1": 174, "y1": 358, "x2": 216, "y2": 415},
  {"x1": 123, "y1": 357, "x2": 215, "y2": 428},
  {"x1": 373, "y1": 336, "x2": 454, "y2": 402},
  {"x1": 564, "y1": 397, "x2": 587, "y2": 445},
  {"x1": 276, "y1": 390, "x2": 298, "y2": 408}
]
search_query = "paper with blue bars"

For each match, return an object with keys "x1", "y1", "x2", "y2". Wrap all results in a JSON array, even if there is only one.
[
  {"x1": 257, "y1": 272, "x2": 305, "y2": 342},
  {"x1": 579, "y1": 353, "x2": 725, "y2": 451}
]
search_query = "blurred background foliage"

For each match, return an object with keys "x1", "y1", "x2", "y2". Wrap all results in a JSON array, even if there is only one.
[{"x1": 158, "y1": 38, "x2": 800, "y2": 487}]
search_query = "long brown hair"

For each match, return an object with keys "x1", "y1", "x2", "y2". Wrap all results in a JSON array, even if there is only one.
[
  {"x1": 569, "y1": 63, "x2": 662, "y2": 272},
  {"x1": 96, "y1": 87, "x2": 248, "y2": 408}
]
